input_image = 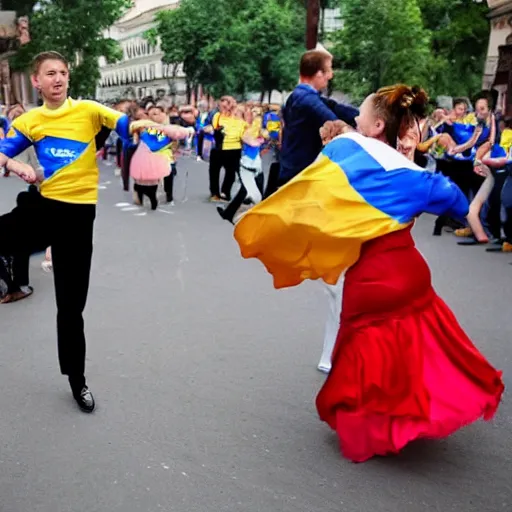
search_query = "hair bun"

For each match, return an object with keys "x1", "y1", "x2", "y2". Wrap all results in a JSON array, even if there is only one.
[{"x1": 400, "y1": 93, "x2": 414, "y2": 108}]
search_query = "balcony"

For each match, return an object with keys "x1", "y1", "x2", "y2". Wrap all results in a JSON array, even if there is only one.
[{"x1": 488, "y1": 0, "x2": 512, "y2": 18}]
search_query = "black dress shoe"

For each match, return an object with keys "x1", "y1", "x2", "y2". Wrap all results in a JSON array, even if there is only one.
[
  {"x1": 216, "y1": 206, "x2": 234, "y2": 224},
  {"x1": 457, "y1": 238, "x2": 487, "y2": 246},
  {"x1": 73, "y1": 386, "x2": 95, "y2": 413}
]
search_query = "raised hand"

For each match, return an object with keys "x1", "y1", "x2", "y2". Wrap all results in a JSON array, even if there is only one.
[
  {"x1": 129, "y1": 119, "x2": 158, "y2": 134},
  {"x1": 159, "y1": 124, "x2": 191, "y2": 141}
]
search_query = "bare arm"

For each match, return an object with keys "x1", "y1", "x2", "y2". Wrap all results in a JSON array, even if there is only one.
[
  {"x1": 449, "y1": 125, "x2": 482, "y2": 155},
  {"x1": 159, "y1": 124, "x2": 191, "y2": 141},
  {"x1": 1, "y1": 153, "x2": 37, "y2": 182},
  {"x1": 489, "y1": 114, "x2": 496, "y2": 146}
]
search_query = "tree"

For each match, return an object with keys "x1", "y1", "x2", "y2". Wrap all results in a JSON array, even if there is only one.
[
  {"x1": 9, "y1": 0, "x2": 132, "y2": 98},
  {"x1": 418, "y1": 0, "x2": 489, "y2": 98},
  {"x1": 230, "y1": 0, "x2": 304, "y2": 98},
  {"x1": 332, "y1": 0, "x2": 432, "y2": 103},
  {"x1": 146, "y1": 0, "x2": 233, "y2": 101},
  {"x1": 2, "y1": 0, "x2": 38, "y2": 16},
  {"x1": 146, "y1": 0, "x2": 304, "y2": 101}
]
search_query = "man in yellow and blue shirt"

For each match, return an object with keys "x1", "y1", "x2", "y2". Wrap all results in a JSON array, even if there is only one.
[{"x1": 0, "y1": 51, "x2": 144, "y2": 413}]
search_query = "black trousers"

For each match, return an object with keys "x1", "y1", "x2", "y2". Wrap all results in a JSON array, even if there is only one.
[
  {"x1": 434, "y1": 159, "x2": 484, "y2": 231},
  {"x1": 208, "y1": 148, "x2": 241, "y2": 199},
  {"x1": 197, "y1": 131, "x2": 205, "y2": 158},
  {"x1": 134, "y1": 183, "x2": 158, "y2": 210},
  {"x1": 122, "y1": 146, "x2": 137, "y2": 192},
  {"x1": 503, "y1": 176, "x2": 512, "y2": 242},
  {"x1": 264, "y1": 161, "x2": 281, "y2": 199},
  {"x1": 116, "y1": 137, "x2": 123, "y2": 168},
  {"x1": 163, "y1": 163, "x2": 177, "y2": 202},
  {"x1": 484, "y1": 171, "x2": 508, "y2": 240},
  {"x1": 0, "y1": 190, "x2": 95, "y2": 379},
  {"x1": 10, "y1": 253, "x2": 30, "y2": 291}
]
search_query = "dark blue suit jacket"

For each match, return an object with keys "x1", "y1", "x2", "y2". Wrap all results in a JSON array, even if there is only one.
[{"x1": 279, "y1": 84, "x2": 359, "y2": 184}]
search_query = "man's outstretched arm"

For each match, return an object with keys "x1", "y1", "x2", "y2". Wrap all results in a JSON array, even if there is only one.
[{"x1": 0, "y1": 127, "x2": 37, "y2": 183}]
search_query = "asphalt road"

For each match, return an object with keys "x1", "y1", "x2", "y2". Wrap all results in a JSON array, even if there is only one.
[{"x1": 0, "y1": 157, "x2": 511, "y2": 512}]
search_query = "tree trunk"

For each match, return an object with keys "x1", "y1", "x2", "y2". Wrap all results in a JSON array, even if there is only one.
[
  {"x1": 268, "y1": 90, "x2": 272, "y2": 103},
  {"x1": 186, "y1": 81, "x2": 192, "y2": 104},
  {"x1": 320, "y1": 7, "x2": 325, "y2": 42},
  {"x1": 306, "y1": 0, "x2": 320, "y2": 50},
  {"x1": 194, "y1": 83, "x2": 199, "y2": 106},
  {"x1": 260, "y1": 90, "x2": 265, "y2": 103}
]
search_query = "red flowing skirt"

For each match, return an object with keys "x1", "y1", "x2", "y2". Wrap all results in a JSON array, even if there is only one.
[{"x1": 316, "y1": 226, "x2": 504, "y2": 463}]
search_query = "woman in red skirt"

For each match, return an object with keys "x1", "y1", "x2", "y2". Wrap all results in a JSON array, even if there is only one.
[
  {"x1": 315, "y1": 85, "x2": 504, "y2": 462},
  {"x1": 234, "y1": 84, "x2": 504, "y2": 463}
]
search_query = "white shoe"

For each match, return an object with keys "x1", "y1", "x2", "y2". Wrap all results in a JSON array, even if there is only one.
[
  {"x1": 196, "y1": 156, "x2": 203, "y2": 162},
  {"x1": 41, "y1": 260, "x2": 53, "y2": 273},
  {"x1": 317, "y1": 362, "x2": 331, "y2": 374}
]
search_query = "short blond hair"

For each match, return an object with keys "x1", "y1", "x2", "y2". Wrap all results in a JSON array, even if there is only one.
[{"x1": 32, "y1": 51, "x2": 68, "y2": 75}]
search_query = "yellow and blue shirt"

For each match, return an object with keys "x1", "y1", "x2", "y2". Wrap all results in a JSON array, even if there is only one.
[
  {"x1": 263, "y1": 111, "x2": 280, "y2": 141},
  {"x1": 0, "y1": 98, "x2": 130, "y2": 204},
  {"x1": 139, "y1": 125, "x2": 175, "y2": 164},
  {"x1": 212, "y1": 112, "x2": 247, "y2": 151}
]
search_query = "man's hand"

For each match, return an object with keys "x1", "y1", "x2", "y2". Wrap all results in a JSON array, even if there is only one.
[
  {"x1": 320, "y1": 120, "x2": 354, "y2": 146},
  {"x1": 7, "y1": 159, "x2": 37, "y2": 183}
]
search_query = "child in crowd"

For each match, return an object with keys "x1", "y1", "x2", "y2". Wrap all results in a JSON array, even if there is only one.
[
  {"x1": 147, "y1": 104, "x2": 183, "y2": 204},
  {"x1": 131, "y1": 122, "x2": 190, "y2": 209}
]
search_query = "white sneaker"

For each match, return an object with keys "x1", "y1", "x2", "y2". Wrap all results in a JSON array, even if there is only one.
[
  {"x1": 196, "y1": 156, "x2": 203, "y2": 162},
  {"x1": 41, "y1": 260, "x2": 53, "y2": 273},
  {"x1": 317, "y1": 362, "x2": 331, "y2": 374}
]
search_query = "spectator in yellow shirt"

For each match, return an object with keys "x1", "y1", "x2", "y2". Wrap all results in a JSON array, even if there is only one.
[
  {"x1": 205, "y1": 96, "x2": 247, "y2": 202},
  {"x1": 500, "y1": 117, "x2": 512, "y2": 155}
]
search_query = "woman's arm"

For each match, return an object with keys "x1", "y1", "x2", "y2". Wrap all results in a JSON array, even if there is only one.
[
  {"x1": 159, "y1": 124, "x2": 191, "y2": 141},
  {"x1": 423, "y1": 171, "x2": 469, "y2": 219},
  {"x1": 448, "y1": 125, "x2": 482, "y2": 155}
]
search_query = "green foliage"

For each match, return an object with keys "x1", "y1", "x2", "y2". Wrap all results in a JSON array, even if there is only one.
[
  {"x1": 146, "y1": 0, "x2": 304, "y2": 98},
  {"x1": 9, "y1": 0, "x2": 132, "y2": 98},
  {"x1": 332, "y1": 0, "x2": 431, "y2": 103},
  {"x1": 331, "y1": 0, "x2": 489, "y2": 103},
  {"x1": 418, "y1": 0, "x2": 489, "y2": 98},
  {"x1": 3, "y1": 0, "x2": 38, "y2": 16}
]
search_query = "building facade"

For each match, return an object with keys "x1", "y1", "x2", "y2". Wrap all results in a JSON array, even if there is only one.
[
  {"x1": 483, "y1": 0, "x2": 512, "y2": 114},
  {"x1": 0, "y1": 11, "x2": 35, "y2": 107},
  {"x1": 97, "y1": 3, "x2": 342, "y2": 105},
  {"x1": 96, "y1": 0, "x2": 186, "y2": 103}
]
